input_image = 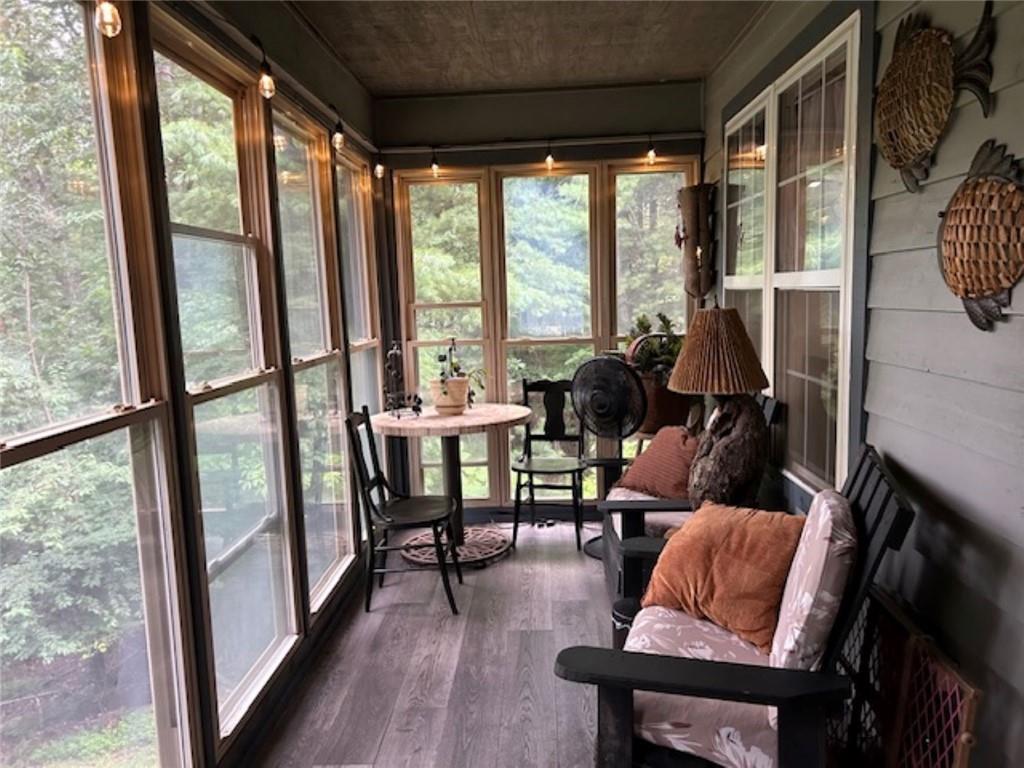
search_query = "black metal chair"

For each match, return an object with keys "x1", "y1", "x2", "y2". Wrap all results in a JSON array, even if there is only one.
[
  {"x1": 555, "y1": 445, "x2": 915, "y2": 767},
  {"x1": 511, "y1": 379, "x2": 587, "y2": 550},
  {"x1": 345, "y1": 406, "x2": 463, "y2": 615}
]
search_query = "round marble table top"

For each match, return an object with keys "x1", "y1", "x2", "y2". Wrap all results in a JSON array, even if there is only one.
[{"x1": 370, "y1": 402, "x2": 532, "y2": 438}]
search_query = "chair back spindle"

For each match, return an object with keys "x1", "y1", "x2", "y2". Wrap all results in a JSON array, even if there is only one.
[
  {"x1": 345, "y1": 406, "x2": 393, "y2": 526},
  {"x1": 522, "y1": 379, "x2": 583, "y2": 460}
]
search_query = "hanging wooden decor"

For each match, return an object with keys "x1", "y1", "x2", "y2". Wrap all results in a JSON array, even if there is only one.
[
  {"x1": 875, "y1": 1, "x2": 995, "y2": 193},
  {"x1": 937, "y1": 140, "x2": 1024, "y2": 331},
  {"x1": 678, "y1": 183, "x2": 716, "y2": 307}
]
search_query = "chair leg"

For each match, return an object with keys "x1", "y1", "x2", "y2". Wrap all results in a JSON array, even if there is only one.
[
  {"x1": 378, "y1": 529, "x2": 388, "y2": 588},
  {"x1": 528, "y1": 474, "x2": 537, "y2": 526},
  {"x1": 433, "y1": 523, "x2": 458, "y2": 615},
  {"x1": 573, "y1": 472, "x2": 582, "y2": 551},
  {"x1": 512, "y1": 472, "x2": 522, "y2": 548},
  {"x1": 364, "y1": 530, "x2": 376, "y2": 612},
  {"x1": 447, "y1": 520, "x2": 463, "y2": 584}
]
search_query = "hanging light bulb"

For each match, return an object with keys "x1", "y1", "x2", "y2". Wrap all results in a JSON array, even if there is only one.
[
  {"x1": 251, "y1": 35, "x2": 275, "y2": 99},
  {"x1": 374, "y1": 162, "x2": 385, "y2": 179},
  {"x1": 328, "y1": 103, "x2": 345, "y2": 153},
  {"x1": 646, "y1": 136, "x2": 657, "y2": 165},
  {"x1": 430, "y1": 149, "x2": 440, "y2": 178},
  {"x1": 545, "y1": 141, "x2": 555, "y2": 171},
  {"x1": 95, "y1": 0, "x2": 121, "y2": 38}
]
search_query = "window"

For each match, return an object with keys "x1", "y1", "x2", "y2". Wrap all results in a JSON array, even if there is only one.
[
  {"x1": 723, "y1": 17, "x2": 858, "y2": 489},
  {"x1": 155, "y1": 43, "x2": 299, "y2": 737},
  {"x1": 401, "y1": 177, "x2": 493, "y2": 501},
  {"x1": 1, "y1": 4, "x2": 188, "y2": 766},
  {"x1": 272, "y1": 111, "x2": 354, "y2": 609},
  {"x1": 613, "y1": 168, "x2": 691, "y2": 335},
  {"x1": 395, "y1": 159, "x2": 697, "y2": 505}
]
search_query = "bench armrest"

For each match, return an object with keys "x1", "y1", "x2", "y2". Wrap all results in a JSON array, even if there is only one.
[
  {"x1": 621, "y1": 536, "x2": 665, "y2": 562},
  {"x1": 555, "y1": 647, "x2": 850, "y2": 707},
  {"x1": 598, "y1": 499, "x2": 694, "y2": 514}
]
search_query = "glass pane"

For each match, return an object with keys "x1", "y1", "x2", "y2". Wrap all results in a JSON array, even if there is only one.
[
  {"x1": 409, "y1": 182, "x2": 481, "y2": 304},
  {"x1": 777, "y1": 81, "x2": 799, "y2": 182},
  {"x1": 294, "y1": 361, "x2": 352, "y2": 603},
  {"x1": 1, "y1": 1, "x2": 124, "y2": 438},
  {"x1": 823, "y1": 46, "x2": 847, "y2": 162},
  {"x1": 751, "y1": 110, "x2": 766, "y2": 197},
  {"x1": 775, "y1": 180, "x2": 800, "y2": 273},
  {"x1": 724, "y1": 289, "x2": 763, "y2": 360},
  {"x1": 725, "y1": 204, "x2": 740, "y2": 276},
  {"x1": 193, "y1": 385, "x2": 296, "y2": 727},
  {"x1": 0, "y1": 427, "x2": 185, "y2": 767},
  {"x1": 737, "y1": 119, "x2": 754, "y2": 197},
  {"x1": 336, "y1": 165, "x2": 370, "y2": 343},
  {"x1": 415, "y1": 306, "x2": 483, "y2": 341},
  {"x1": 154, "y1": 51, "x2": 241, "y2": 233},
  {"x1": 349, "y1": 347, "x2": 382, "y2": 414},
  {"x1": 415, "y1": 344, "x2": 485, "y2": 406},
  {"x1": 803, "y1": 169, "x2": 824, "y2": 271},
  {"x1": 614, "y1": 171, "x2": 687, "y2": 334},
  {"x1": 421, "y1": 433, "x2": 489, "y2": 500},
  {"x1": 774, "y1": 290, "x2": 839, "y2": 487},
  {"x1": 274, "y1": 120, "x2": 327, "y2": 358},
  {"x1": 799, "y1": 65, "x2": 823, "y2": 175},
  {"x1": 506, "y1": 343, "x2": 596, "y2": 500},
  {"x1": 820, "y1": 162, "x2": 845, "y2": 270},
  {"x1": 726, "y1": 130, "x2": 742, "y2": 204},
  {"x1": 172, "y1": 233, "x2": 257, "y2": 387},
  {"x1": 504, "y1": 175, "x2": 591, "y2": 338}
]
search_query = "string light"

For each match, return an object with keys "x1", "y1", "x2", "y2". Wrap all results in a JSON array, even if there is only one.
[
  {"x1": 646, "y1": 136, "x2": 657, "y2": 165},
  {"x1": 430, "y1": 149, "x2": 440, "y2": 178},
  {"x1": 374, "y1": 161, "x2": 385, "y2": 179},
  {"x1": 545, "y1": 141, "x2": 555, "y2": 171},
  {"x1": 329, "y1": 103, "x2": 345, "y2": 153},
  {"x1": 94, "y1": 0, "x2": 121, "y2": 38},
  {"x1": 251, "y1": 35, "x2": 275, "y2": 100}
]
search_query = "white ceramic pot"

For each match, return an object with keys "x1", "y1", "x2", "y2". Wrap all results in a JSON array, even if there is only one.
[{"x1": 429, "y1": 376, "x2": 470, "y2": 416}]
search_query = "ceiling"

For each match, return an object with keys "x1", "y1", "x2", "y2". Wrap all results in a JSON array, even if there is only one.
[{"x1": 288, "y1": 1, "x2": 766, "y2": 97}]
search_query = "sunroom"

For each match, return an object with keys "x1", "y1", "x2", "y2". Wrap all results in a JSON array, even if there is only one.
[{"x1": 1, "y1": 1, "x2": 1020, "y2": 767}]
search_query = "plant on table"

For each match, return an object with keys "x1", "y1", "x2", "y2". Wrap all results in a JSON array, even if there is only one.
[{"x1": 431, "y1": 338, "x2": 486, "y2": 414}]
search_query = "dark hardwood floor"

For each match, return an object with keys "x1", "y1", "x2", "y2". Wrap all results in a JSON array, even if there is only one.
[{"x1": 255, "y1": 521, "x2": 611, "y2": 768}]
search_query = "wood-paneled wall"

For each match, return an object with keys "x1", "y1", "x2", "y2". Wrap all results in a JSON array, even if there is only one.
[{"x1": 867, "y1": 3, "x2": 1024, "y2": 764}]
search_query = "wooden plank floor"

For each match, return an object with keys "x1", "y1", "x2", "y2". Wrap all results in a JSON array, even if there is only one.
[{"x1": 255, "y1": 521, "x2": 611, "y2": 768}]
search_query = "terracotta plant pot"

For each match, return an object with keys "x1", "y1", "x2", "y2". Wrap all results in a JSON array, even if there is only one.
[
  {"x1": 638, "y1": 372, "x2": 700, "y2": 435},
  {"x1": 429, "y1": 376, "x2": 470, "y2": 416}
]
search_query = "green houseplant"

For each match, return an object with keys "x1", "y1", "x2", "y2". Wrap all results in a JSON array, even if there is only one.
[
  {"x1": 429, "y1": 338, "x2": 485, "y2": 415},
  {"x1": 624, "y1": 313, "x2": 699, "y2": 434}
]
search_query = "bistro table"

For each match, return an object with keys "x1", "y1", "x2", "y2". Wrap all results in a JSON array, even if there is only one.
[{"x1": 371, "y1": 402, "x2": 532, "y2": 565}]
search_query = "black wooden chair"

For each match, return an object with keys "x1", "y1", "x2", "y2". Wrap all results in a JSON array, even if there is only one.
[
  {"x1": 511, "y1": 379, "x2": 588, "y2": 550},
  {"x1": 345, "y1": 406, "x2": 463, "y2": 615},
  {"x1": 556, "y1": 445, "x2": 915, "y2": 767}
]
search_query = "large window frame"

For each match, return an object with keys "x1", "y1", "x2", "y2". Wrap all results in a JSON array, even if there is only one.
[
  {"x1": 0, "y1": 4, "x2": 195, "y2": 766},
  {"x1": 394, "y1": 157, "x2": 699, "y2": 505},
  {"x1": 722, "y1": 14, "x2": 860, "y2": 491}
]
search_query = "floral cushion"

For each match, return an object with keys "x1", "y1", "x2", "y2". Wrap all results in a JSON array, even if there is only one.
[
  {"x1": 768, "y1": 489, "x2": 857, "y2": 729},
  {"x1": 624, "y1": 606, "x2": 777, "y2": 767}
]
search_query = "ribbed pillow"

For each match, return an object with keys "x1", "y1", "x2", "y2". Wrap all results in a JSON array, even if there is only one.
[{"x1": 616, "y1": 426, "x2": 698, "y2": 500}]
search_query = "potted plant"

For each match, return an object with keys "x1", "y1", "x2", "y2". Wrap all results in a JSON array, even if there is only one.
[
  {"x1": 429, "y1": 338, "x2": 486, "y2": 416},
  {"x1": 624, "y1": 313, "x2": 699, "y2": 434}
]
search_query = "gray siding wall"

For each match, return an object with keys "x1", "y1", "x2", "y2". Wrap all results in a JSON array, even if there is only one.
[
  {"x1": 705, "y1": 1, "x2": 1024, "y2": 762},
  {"x1": 868, "y1": 2, "x2": 1024, "y2": 764}
]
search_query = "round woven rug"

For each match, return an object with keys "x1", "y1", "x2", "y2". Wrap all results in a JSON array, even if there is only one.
[{"x1": 400, "y1": 526, "x2": 511, "y2": 567}]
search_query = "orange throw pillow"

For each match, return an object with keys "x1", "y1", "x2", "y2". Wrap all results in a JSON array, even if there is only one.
[
  {"x1": 616, "y1": 426, "x2": 699, "y2": 499},
  {"x1": 642, "y1": 502, "x2": 805, "y2": 652}
]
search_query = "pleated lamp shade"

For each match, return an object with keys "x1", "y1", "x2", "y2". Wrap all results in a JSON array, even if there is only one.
[{"x1": 668, "y1": 306, "x2": 768, "y2": 395}]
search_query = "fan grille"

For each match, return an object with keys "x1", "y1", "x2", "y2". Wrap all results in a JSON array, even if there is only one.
[{"x1": 571, "y1": 357, "x2": 647, "y2": 439}]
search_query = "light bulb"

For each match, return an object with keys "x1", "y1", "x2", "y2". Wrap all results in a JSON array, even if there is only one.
[
  {"x1": 374, "y1": 163, "x2": 385, "y2": 179},
  {"x1": 95, "y1": 0, "x2": 121, "y2": 38},
  {"x1": 258, "y1": 63, "x2": 275, "y2": 100},
  {"x1": 431, "y1": 157, "x2": 440, "y2": 178},
  {"x1": 545, "y1": 152, "x2": 555, "y2": 171},
  {"x1": 646, "y1": 146, "x2": 657, "y2": 165},
  {"x1": 332, "y1": 129, "x2": 346, "y2": 153}
]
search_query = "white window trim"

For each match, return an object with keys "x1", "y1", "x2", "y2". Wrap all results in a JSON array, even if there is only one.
[{"x1": 722, "y1": 11, "x2": 860, "y2": 490}]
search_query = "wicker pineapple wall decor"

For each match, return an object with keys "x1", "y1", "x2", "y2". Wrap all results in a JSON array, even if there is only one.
[
  {"x1": 875, "y1": 1, "x2": 995, "y2": 193},
  {"x1": 937, "y1": 140, "x2": 1024, "y2": 331}
]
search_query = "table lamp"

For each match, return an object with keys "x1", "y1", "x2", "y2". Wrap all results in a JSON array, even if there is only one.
[{"x1": 668, "y1": 304, "x2": 770, "y2": 508}]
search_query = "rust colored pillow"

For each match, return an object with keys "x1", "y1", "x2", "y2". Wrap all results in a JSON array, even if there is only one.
[
  {"x1": 642, "y1": 502, "x2": 805, "y2": 651},
  {"x1": 616, "y1": 426, "x2": 698, "y2": 499}
]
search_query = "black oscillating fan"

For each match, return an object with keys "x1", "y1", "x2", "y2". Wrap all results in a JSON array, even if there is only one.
[{"x1": 571, "y1": 355, "x2": 647, "y2": 559}]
